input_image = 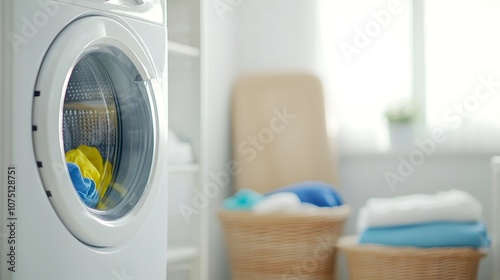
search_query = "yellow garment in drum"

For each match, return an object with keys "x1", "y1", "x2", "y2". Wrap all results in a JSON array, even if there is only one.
[
  {"x1": 65, "y1": 149, "x2": 101, "y2": 185},
  {"x1": 76, "y1": 145, "x2": 113, "y2": 199},
  {"x1": 97, "y1": 183, "x2": 126, "y2": 210},
  {"x1": 66, "y1": 145, "x2": 113, "y2": 201},
  {"x1": 77, "y1": 145, "x2": 104, "y2": 178},
  {"x1": 99, "y1": 162, "x2": 113, "y2": 199}
]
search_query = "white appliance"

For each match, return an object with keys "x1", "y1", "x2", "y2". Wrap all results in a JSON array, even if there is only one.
[{"x1": 0, "y1": 0, "x2": 168, "y2": 279}]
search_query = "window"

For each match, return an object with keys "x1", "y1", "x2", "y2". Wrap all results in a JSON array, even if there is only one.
[
  {"x1": 320, "y1": 0, "x2": 500, "y2": 153},
  {"x1": 424, "y1": 0, "x2": 500, "y2": 151}
]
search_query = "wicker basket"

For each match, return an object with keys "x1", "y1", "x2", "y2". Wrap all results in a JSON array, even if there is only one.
[
  {"x1": 338, "y1": 235, "x2": 487, "y2": 280},
  {"x1": 218, "y1": 205, "x2": 350, "y2": 280}
]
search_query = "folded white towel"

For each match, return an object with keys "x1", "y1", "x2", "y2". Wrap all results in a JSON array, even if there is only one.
[{"x1": 357, "y1": 189, "x2": 482, "y2": 232}]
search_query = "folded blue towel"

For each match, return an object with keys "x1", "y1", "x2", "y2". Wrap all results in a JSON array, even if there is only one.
[
  {"x1": 360, "y1": 222, "x2": 490, "y2": 248},
  {"x1": 223, "y1": 189, "x2": 264, "y2": 210},
  {"x1": 266, "y1": 181, "x2": 343, "y2": 207},
  {"x1": 67, "y1": 163, "x2": 99, "y2": 208}
]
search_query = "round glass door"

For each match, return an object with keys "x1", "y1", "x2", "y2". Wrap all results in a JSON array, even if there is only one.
[
  {"x1": 62, "y1": 46, "x2": 154, "y2": 220},
  {"x1": 32, "y1": 17, "x2": 166, "y2": 247}
]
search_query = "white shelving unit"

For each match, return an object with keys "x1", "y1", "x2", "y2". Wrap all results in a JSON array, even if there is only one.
[
  {"x1": 166, "y1": 0, "x2": 207, "y2": 279},
  {"x1": 167, "y1": 246, "x2": 200, "y2": 263},
  {"x1": 168, "y1": 41, "x2": 200, "y2": 57},
  {"x1": 168, "y1": 163, "x2": 200, "y2": 174}
]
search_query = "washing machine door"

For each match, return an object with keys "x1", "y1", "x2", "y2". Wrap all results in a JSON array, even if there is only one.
[{"x1": 32, "y1": 16, "x2": 166, "y2": 247}]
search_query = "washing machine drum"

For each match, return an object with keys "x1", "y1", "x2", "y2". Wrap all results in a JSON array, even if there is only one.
[
  {"x1": 32, "y1": 17, "x2": 165, "y2": 247},
  {"x1": 62, "y1": 48, "x2": 154, "y2": 213}
]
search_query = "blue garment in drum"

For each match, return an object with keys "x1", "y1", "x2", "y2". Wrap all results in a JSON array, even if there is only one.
[{"x1": 67, "y1": 162, "x2": 99, "y2": 208}]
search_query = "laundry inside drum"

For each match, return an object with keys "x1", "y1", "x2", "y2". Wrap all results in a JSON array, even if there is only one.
[
  {"x1": 62, "y1": 54, "x2": 119, "y2": 210},
  {"x1": 61, "y1": 47, "x2": 155, "y2": 219}
]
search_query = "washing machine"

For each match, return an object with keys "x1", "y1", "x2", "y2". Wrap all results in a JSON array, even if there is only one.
[{"x1": 0, "y1": 0, "x2": 168, "y2": 279}]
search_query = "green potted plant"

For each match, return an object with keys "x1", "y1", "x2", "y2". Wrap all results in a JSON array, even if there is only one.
[{"x1": 384, "y1": 101, "x2": 415, "y2": 148}]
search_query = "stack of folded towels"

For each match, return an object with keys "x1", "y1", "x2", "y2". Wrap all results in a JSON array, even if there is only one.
[
  {"x1": 223, "y1": 181, "x2": 344, "y2": 213},
  {"x1": 357, "y1": 189, "x2": 490, "y2": 248}
]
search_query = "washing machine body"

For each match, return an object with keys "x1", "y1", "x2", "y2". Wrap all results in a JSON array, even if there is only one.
[{"x1": 0, "y1": 1, "x2": 168, "y2": 279}]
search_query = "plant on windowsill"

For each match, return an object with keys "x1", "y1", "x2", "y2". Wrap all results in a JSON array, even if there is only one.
[{"x1": 384, "y1": 101, "x2": 415, "y2": 148}]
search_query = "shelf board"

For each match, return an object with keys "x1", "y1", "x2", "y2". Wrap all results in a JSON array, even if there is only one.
[
  {"x1": 167, "y1": 163, "x2": 200, "y2": 173},
  {"x1": 168, "y1": 41, "x2": 200, "y2": 57},
  {"x1": 167, "y1": 263, "x2": 193, "y2": 273},
  {"x1": 167, "y1": 246, "x2": 199, "y2": 264}
]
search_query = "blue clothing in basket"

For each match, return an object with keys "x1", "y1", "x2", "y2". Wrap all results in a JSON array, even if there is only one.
[
  {"x1": 360, "y1": 222, "x2": 490, "y2": 248},
  {"x1": 267, "y1": 181, "x2": 343, "y2": 207},
  {"x1": 223, "y1": 189, "x2": 264, "y2": 210}
]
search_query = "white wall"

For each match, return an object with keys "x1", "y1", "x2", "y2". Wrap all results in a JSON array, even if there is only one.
[
  {"x1": 233, "y1": 0, "x2": 321, "y2": 76},
  {"x1": 205, "y1": 3, "x2": 236, "y2": 280},
  {"x1": 206, "y1": 1, "x2": 323, "y2": 279}
]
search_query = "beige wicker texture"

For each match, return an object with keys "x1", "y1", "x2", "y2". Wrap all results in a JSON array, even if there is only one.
[
  {"x1": 219, "y1": 206, "x2": 350, "y2": 280},
  {"x1": 338, "y1": 236, "x2": 487, "y2": 280}
]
